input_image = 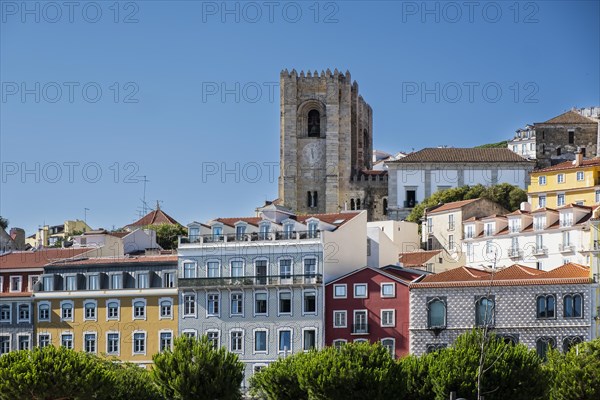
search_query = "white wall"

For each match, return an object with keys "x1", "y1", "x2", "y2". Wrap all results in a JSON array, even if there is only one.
[{"x1": 322, "y1": 211, "x2": 367, "y2": 283}]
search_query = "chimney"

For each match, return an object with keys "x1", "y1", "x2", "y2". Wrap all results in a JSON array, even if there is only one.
[
  {"x1": 520, "y1": 202, "x2": 531, "y2": 212},
  {"x1": 9, "y1": 227, "x2": 25, "y2": 250},
  {"x1": 575, "y1": 147, "x2": 583, "y2": 166}
]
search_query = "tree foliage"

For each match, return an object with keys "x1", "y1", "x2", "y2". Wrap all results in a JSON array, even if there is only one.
[
  {"x1": 0, "y1": 345, "x2": 114, "y2": 400},
  {"x1": 151, "y1": 335, "x2": 244, "y2": 400},
  {"x1": 406, "y1": 183, "x2": 527, "y2": 223},
  {"x1": 147, "y1": 223, "x2": 187, "y2": 250},
  {"x1": 106, "y1": 362, "x2": 163, "y2": 400},
  {"x1": 546, "y1": 338, "x2": 600, "y2": 400},
  {"x1": 474, "y1": 141, "x2": 509, "y2": 149},
  {"x1": 0, "y1": 216, "x2": 8, "y2": 230},
  {"x1": 249, "y1": 352, "x2": 309, "y2": 400}
]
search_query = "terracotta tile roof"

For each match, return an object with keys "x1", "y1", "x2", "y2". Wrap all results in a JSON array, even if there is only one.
[
  {"x1": 215, "y1": 212, "x2": 361, "y2": 228},
  {"x1": 533, "y1": 158, "x2": 600, "y2": 173},
  {"x1": 427, "y1": 198, "x2": 481, "y2": 214},
  {"x1": 398, "y1": 250, "x2": 442, "y2": 266},
  {"x1": 215, "y1": 217, "x2": 262, "y2": 227},
  {"x1": 464, "y1": 216, "x2": 479, "y2": 222},
  {"x1": 326, "y1": 266, "x2": 423, "y2": 286},
  {"x1": 556, "y1": 203, "x2": 593, "y2": 211},
  {"x1": 47, "y1": 255, "x2": 178, "y2": 267},
  {"x1": 388, "y1": 148, "x2": 532, "y2": 163},
  {"x1": 481, "y1": 214, "x2": 507, "y2": 220},
  {"x1": 126, "y1": 208, "x2": 180, "y2": 229},
  {"x1": 540, "y1": 110, "x2": 598, "y2": 125},
  {"x1": 411, "y1": 263, "x2": 591, "y2": 288},
  {"x1": 531, "y1": 207, "x2": 558, "y2": 214},
  {"x1": 0, "y1": 248, "x2": 93, "y2": 270},
  {"x1": 507, "y1": 209, "x2": 530, "y2": 216}
]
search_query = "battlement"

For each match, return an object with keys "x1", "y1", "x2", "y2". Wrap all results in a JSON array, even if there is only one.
[
  {"x1": 280, "y1": 68, "x2": 352, "y2": 82},
  {"x1": 350, "y1": 171, "x2": 388, "y2": 184}
]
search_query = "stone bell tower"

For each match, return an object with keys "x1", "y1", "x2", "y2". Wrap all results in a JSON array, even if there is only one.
[{"x1": 278, "y1": 68, "x2": 375, "y2": 215}]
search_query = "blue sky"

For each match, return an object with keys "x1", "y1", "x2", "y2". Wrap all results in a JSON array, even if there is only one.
[{"x1": 1, "y1": 0, "x2": 599, "y2": 234}]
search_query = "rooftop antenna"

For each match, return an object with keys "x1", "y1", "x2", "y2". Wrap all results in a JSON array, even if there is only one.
[
  {"x1": 84, "y1": 208, "x2": 90, "y2": 232},
  {"x1": 140, "y1": 176, "x2": 149, "y2": 215}
]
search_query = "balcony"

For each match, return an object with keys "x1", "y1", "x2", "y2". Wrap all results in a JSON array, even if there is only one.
[
  {"x1": 403, "y1": 200, "x2": 418, "y2": 208},
  {"x1": 533, "y1": 246, "x2": 548, "y2": 256},
  {"x1": 351, "y1": 323, "x2": 369, "y2": 335},
  {"x1": 179, "y1": 230, "x2": 320, "y2": 246},
  {"x1": 178, "y1": 274, "x2": 323, "y2": 288},
  {"x1": 559, "y1": 243, "x2": 575, "y2": 253},
  {"x1": 508, "y1": 248, "x2": 522, "y2": 259}
]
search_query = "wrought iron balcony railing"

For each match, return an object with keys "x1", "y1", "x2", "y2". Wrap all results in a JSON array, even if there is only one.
[
  {"x1": 179, "y1": 230, "x2": 320, "y2": 245},
  {"x1": 178, "y1": 274, "x2": 323, "y2": 288}
]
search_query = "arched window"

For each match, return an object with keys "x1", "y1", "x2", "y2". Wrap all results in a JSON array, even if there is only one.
[
  {"x1": 333, "y1": 339, "x2": 346, "y2": 350},
  {"x1": 563, "y1": 336, "x2": 583, "y2": 353},
  {"x1": 536, "y1": 295, "x2": 556, "y2": 319},
  {"x1": 350, "y1": 199, "x2": 355, "y2": 210},
  {"x1": 475, "y1": 296, "x2": 495, "y2": 327},
  {"x1": 38, "y1": 304, "x2": 50, "y2": 321},
  {"x1": 308, "y1": 110, "x2": 320, "y2": 137},
  {"x1": 356, "y1": 199, "x2": 361, "y2": 210},
  {"x1": 427, "y1": 297, "x2": 446, "y2": 329},
  {"x1": 536, "y1": 337, "x2": 555, "y2": 360},
  {"x1": 383, "y1": 198, "x2": 388, "y2": 216},
  {"x1": 563, "y1": 294, "x2": 582, "y2": 318},
  {"x1": 381, "y1": 338, "x2": 395, "y2": 358}
]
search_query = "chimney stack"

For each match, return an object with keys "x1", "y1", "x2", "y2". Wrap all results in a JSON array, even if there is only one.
[{"x1": 575, "y1": 147, "x2": 583, "y2": 166}]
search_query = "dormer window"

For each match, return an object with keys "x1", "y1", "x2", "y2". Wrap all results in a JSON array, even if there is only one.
[
  {"x1": 259, "y1": 222, "x2": 270, "y2": 240},
  {"x1": 283, "y1": 223, "x2": 294, "y2": 239},
  {"x1": 465, "y1": 225, "x2": 474, "y2": 239},
  {"x1": 509, "y1": 219, "x2": 521, "y2": 233},
  {"x1": 534, "y1": 215, "x2": 546, "y2": 231},
  {"x1": 484, "y1": 222, "x2": 494, "y2": 236},
  {"x1": 308, "y1": 221, "x2": 319, "y2": 238},
  {"x1": 559, "y1": 213, "x2": 573, "y2": 228},
  {"x1": 189, "y1": 227, "x2": 200, "y2": 241},
  {"x1": 235, "y1": 224, "x2": 246, "y2": 241},
  {"x1": 212, "y1": 226, "x2": 223, "y2": 240}
]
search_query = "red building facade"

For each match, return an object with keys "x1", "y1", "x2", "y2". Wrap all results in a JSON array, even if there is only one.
[{"x1": 325, "y1": 266, "x2": 422, "y2": 358}]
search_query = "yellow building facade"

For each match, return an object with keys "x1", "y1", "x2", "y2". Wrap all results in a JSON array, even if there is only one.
[
  {"x1": 33, "y1": 256, "x2": 178, "y2": 367},
  {"x1": 528, "y1": 156, "x2": 600, "y2": 209}
]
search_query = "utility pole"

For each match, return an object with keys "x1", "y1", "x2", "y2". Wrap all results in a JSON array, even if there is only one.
[{"x1": 84, "y1": 208, "x2": 90, "y2": 232}]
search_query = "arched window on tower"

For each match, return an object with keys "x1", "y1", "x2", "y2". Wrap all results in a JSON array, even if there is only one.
[
  {"x1": 308, "y1": 110, "x2": 321, "y2": 137},
  {"x1": 356, "y1": 199, "x2": 361, "y2": 210},
  {"x1": 350, "y1": 199, "x2": 355, "y2": 211},
  {"x1": 383, "y1": 198, "x2": 388, "y2": 216}
]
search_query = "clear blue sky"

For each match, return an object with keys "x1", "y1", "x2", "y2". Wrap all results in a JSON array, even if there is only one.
[{"x1": 1, "y1": 0, "x2": 599, "y2": 234}]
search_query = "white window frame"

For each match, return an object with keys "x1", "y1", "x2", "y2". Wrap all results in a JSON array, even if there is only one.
[
  {"x1": 230, "y1": 291, "x2": 244, "y2": 317},
  {"x1": 17, "y1": 333, "x2": 31, "y2": 351},
  {"x1": 159, "y1": 297, "x2": 173, "y2": 320},
  {"x1": 182, "y1": 292, "x2": 197, "y2": 318},
  {"x1": 206, "y1": 292, "x2": 221, "y2": 317},
  {"x1": 353, "y1": 309, "x2": 368, "y2": 334},
  {"x1": 302, "y1": 289, "x2": 317, "y2": 316},
  {"x1": 333, "y1": 310, "x2": 347, "y2": 328},
  {"x1": 64, "y1": 274, "x2": 77, "y2": 291},
  {"x1": 9, "y1": 275, "x2": 22, "y2": 293},
  {"x1": 182, "y1": 329, "x2": 198, "y2": 339},
  {"x1": 302, "y1": 327, "x2": 318, "y2": 352},
  {"x1": 332, "y1": 339, "x2": 347, "y2": 349},
  {"x1": 60, "y1": 300, "x2": 74, "y2": 322},
  {"x1": 538, "y1": 175, "x2": 546, "y2": 185},
  {"x1": 106, "y1": 331, "x2": 120, "y2": 356},
  {"x1": 557, "y1": 193, "x2": 566, "y2": 206},
  {"x1": 162, "y1": 270, "x2": 176, "y2": 288},
  {"x1": 0, "y1": 334, "x2": 11, "y2": 354},
  {"x1": 229, "y1": 329, "x2": 245, "y2": 353},
  {"x1": 333, "y1": 284, "x2": 347, "y2": 299},
  {"x1": 37, "y1": 301, "x2": 51, "y2": 322},
  {"x1": 158, "y1": 329, "x2": 174, "y2": 352},
  {"x1": 253, "y1": 328, "x2": 269, "y2": 355},
  {"x1": 0, "y1": 276, "x2": 3, "y2": 293},
  {"x1": 132, "y1": 330, "x2": 147, "y2": 356},
  {"x1": 380, "y1": 282, "x2": 395, "y2": 298},
  {"x1": 277, "y1": 289, "x2": 292, "y2": 316},
  {"x1": 0, "y1": 304, "x2": 11, "y2": 323},
  {"x1": 108, "y1": 272, "x2": 123, "y2": 290},
  {"x1": 37, "y1": 332, "x2": 51, "y2": 348},
  {"x1": 135, "y1": 271, "x2": 150, "y2": 289},
  {"x1": 206, "y1": 329, "x2": 220, "y2": 348},
  {"x1": 302, "y1": 256, "x2": 318, "y2": 283},
  {"x1": 206, "y1": 260, "x2": 221, "y2": 278},
  {"x1": 381, "y1": 337, "x2": 396, "y2": 358},
  {"x1": 87, "y1": 273, "x2": 100, "y2": 291},
  {"x1": 61, "y1": 331, "x2": 74, "y2": 349},
  {"x1": 254, "y1": 290, "x2": 268, "y2": 317},
  {"x1": 278, "y1": 257, "x2": 293, "y2": 284},
  {"x1": 576, "y1": 171, "x2": 584, "y2": 181},
  {"x1": 17, "y1": 302, "x2": 30, "y2": 324},
  {"x1": 106, "y1": 299, "x2": 120, "y2": 321},
  {"x1": 230, "y1": 258, "x2": 245, "y2": 278},
  {"x1": 353, "y1": 283, "x2": 368, "y2": 299},
  {"x1": 380, "y1": 309, "x2": 396, "y2": 327},
  {"x1": 277, "y1": 327, "x2": 293, "y2": 354},
  {"x1": 182, "y1": 260, "x2": 198, "y2": 279},
  {"x1": 83, "y1": 331, "x2": 97, "y2": 354},
  {"x1": 132, "y1": 298, "x2": 147, "y2": 321},
  {"x1": 83, "y1": 300, "x2": 98, "y2": 322},
  {"x1": 28, "y1": 275, "x2": 39, "y2": 291}
]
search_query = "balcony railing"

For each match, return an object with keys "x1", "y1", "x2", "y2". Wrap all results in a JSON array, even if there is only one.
[
  {"x1": 178, "y1": 274, "x2": 323, "y2": 288},
  {"x1": 351, "y1": 323, "x2": 369, "y2": 334},
  {"x1": 559, "y1": 243, "x2": 575, "y2": 253},
  {"x1": 533, "y1": 246, "x2": 548, "y2": 256},
  {"x1": 179, "y1": 230, "x2": 320, "y2": 245},
  {"x1": 593, "y1": 240, "x2": 600, "y2": 251},
  {"x1": 508, "y1": 248, "x2": 522, "y2": 258},
  {"x1": 404, "y1": 200, "x2": 418, "y2": 208}
]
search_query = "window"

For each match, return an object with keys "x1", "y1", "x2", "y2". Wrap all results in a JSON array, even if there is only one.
[
  {"x1": 133, "y1": 332, "x2": 146, "y2": 354},
  {"x1": 448, "y1": 214, "x2": 455, "y2": 230},
  {"x1": 279, "y1": 259, "x2": 292, "y2": 282},
  {"x1": 29, "y1": 275, "x2": 39, "y2": 291},
  {"x1": 333, "y1": 284, "x2": 347, "y2": 298},
  {"x1": 207, "y1": 261, "x2": 220, "y2": 278},
  {"x1": 278, "y1": 291, "x2": 291, "y2": 315},
  {"x1": 17, "y1": 304, "x2": 30, "y2": 323},
  {"x1": 354, "y1": 284, "x2": 367, "y2": 298},
  {"x1": 557, "y1": 193, "x2": 565, "y2": 206},
  {"x1": 557, "y1": 174, "x2": 565, "y2": 184},
  {"x1": 255, "y1": 260, "x2": 268, "y2": 284},
  {"x1": 278, "y1": 330, "x2": 292, "y2": 353},
  {"x1": 303, "y1": 291, "x2": 316, "y2": 314},
  {"x1": 207, "y1": 293, "x2": 220, "y2": 316},
  {"x1": 539, "y1": 195, "x2": 546, "y2": 208},
  {"x1": 183, "y1": 262, "x2": 196, "y2": 278},
  {"x1": 182, "y1": 330, "x2": 197, "y2": 339},
  {"x1": 136, "y1": 272, "x2": 149, "y2": 289},
  {"x1": 0, "y1": 305, "x2": 10, "y2": 322},
  {"x1": 110, "y1": 273, "x2": 122, "y2": 289},
  {"x1": 557, "y1": 147, "x2": 562, "y2": 156},
  {"x1": 61, "y1": 302, "x2": 73, "y2": 320},
  {"x1": 353, "y1": 310, "x2": 368, "y2": 334},
  {"x1": 38, "y1": 303, "x2": 50, "y2": 321},
  {"x1": 596, "y1": 190, "x2": 600, "y2": 203},
  {"x1": 42, "y1": 275, "x2": 53, "y2": 291},
  {"x1": 61, "y1": 333, "x2": 73, "y2": 349},
  {"x1": 0, "y1": 336, "x2": 10, "y2": 355},
  {"x1": 230, "y1": 330, "x2": 243, "y2": 353},
  {"x1": 160, "y1": 299, "x2": 172, "y2": 318},
  {"x1": 560, "y1": 212, "x2": 573, "y2": 227},
  {"x1": 88, "y1": 274, "x2": 100, "y2": 290},
  {"x1": 107, "y1": 301, "x2": 119, "y2": 320},
  {"x1": 333, "y1": 339, "x2": 346, "y2": 350},
  {"x1": 283, "y1": 223, "x2": 294, "y2": 239},
  {"x1": 183, "y1": 294, "x2": 196, "y2": 316},
  {"x1": 381, "y1": 283, "x2": 395, "y2": 297},
  {"x1": 426, "y1": 343, "x2": 447, "y2": 353},
  {"x1": 448, "y1": 234, "x2": 454, "y2": 249},
  {"x1": 308, "y1": 221, "x2": 319, "y2": 238},
  {"x1": 84, "y1": 302, "x2": 96, "y2": 320},
  {"x1": 536, "y1": 294, "x2": 556, "y2": 319},
  {"x1": 538, "y1": 176, "x2": 546, "y2": 185},
  {"x1": 255, "y1": 292, "x2": 267, "y2": 315},
  {"x1": 536, "y1": 337, "x2": 555, "y2": 360},
  {"x1": 307, "y1": 109, "x2": 320, "y2": 137},
  {"x1": 333, "y1": 311, "x2": 347, "y2": 328},
  {"x1": 465, "y1": 225, "x2": 474, "y2": 238},
  {"x1": 307, "y1": 191, "x2": 318, "y2": 208},
  {"x1": 304, "y1": 258, "x2": 317, "y2": 283},
  {"x1": 207, "y1": 331, "x2": 219, "y2": 349},
  {"x1": 212, "y1": 226, "x2": 223, "y2": 240},
  {"x1": 563, "y1": 294, "x2": 583, "y2": 318},
  {"x1": 231, "y1": 293, "x2": 243, "y2": 315},
  {"x1": 84, "y1": 333, "x2": 96, "y2": 353},
  {"x1": 160, "y1": 332, "x2": 172, "y2": 352},
  {"x1": 235, "y1": 224, "x2": 246, "y2": 240},
  {"x1": 381, "y1": 338, "x2": 395, "y2": 358},
  {"x1": 381, "y1": 310, "x2": 395, "y2": 327},
  {"x1": 568, "y1": 130, "x2": 574, "y2": 144},
  {"x1": 484, "y1": 223, "x2": 494, "y2": 236},
  {"x1": 107, "y1": 333, "x2": 119, "y2": 354},
  {"x1": 563, "y1": 336, "x2": 583, "y2": 353},
  {"x1": 133, "y1": 300, "x2": 146, "y2": 319},
  {"x1": 65, "y1": 275, "x2": 76, "y2": 291},
  {"x1": 10, "y1": 276, "x2": 22, "y2": 292},
  {"x1": 259, "y1": 223, "x2": 270, "y2": 240},
  {"x1": 163, "y1": 272, "x2": 175, "y2": 288},
  {"x1": 303, "y1": 329, "x2": 316, "y2": 351},
  {"x1": 427, "y1": 297, "x2": 446, "y2": 329},
  {"x1": 254, "y1": 330, "x2": 267, "y2": 353},
  {"x1": 38, "y1": 334, "x2": 50, "y2": 348},
  {"x1": 577, "y1": 171, "x2": 584, "y2": 181},
  {"x1": 475, "y1": 296, "x2": 495, "y2": 326},
  {"x1": 18, "y1": 335, "x2": 30, "y2": 351},
  {"x1": 231, "y1": 260, "x2": 243, "y2": 278},
  {"x1": 427, "y1": 217, "x2": 433, "y2": 233}
]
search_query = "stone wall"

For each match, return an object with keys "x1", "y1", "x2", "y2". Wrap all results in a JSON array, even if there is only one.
[{"x1": 535, "y1": 122, "x2": 599, "y2": 168}]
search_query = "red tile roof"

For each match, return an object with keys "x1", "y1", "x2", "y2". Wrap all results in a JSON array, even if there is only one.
[
  {"x1": 540, "y1": 110, "x2": 598, "y2": 125},
  {"x1": 47, "y1": 255, "x2": 178, "y2": 267},
  {"x1": 389, "y1": 148, "x2": 532, "y2": 163},
  {"x1": 214, "y1": 212, "x2": 361, "y2": 229},
  {"x1": 427, "y1": 198, "x2": 481, "y2": 214},
  {"x1": 0, "y1": 248, "x2": 93, "y2": 270},
  {"x1": 411, "y1": 263, "x2": 591, "y2": 288},
  {"x1": 126, "y1": 208, "x2": 180, "y2": 229},
  {"x1": 533, "y1": 158, "x2": 600, "y2": 173},
  {"x1": 530, "y1": 207, "x2": 558, "y2": 214},
  {"x1": 398, "y1": 250, "x2": 442, "y2": 267}
]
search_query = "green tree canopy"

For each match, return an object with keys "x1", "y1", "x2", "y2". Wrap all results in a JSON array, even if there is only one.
[
  {"x1": 146, "y1": 223, "x2": 187, "y2": 250},
  {"x1": 406, "y1": 183, "x2": 527, "y2": 223},
  {"x1": 0, "y1": 216, "x2": 8, "y2": 230},
  {"x1": 151, "y1": 335, "x2": 244, "y2": 400},
  {"x1": 249, "y1": 352, "x2": 309, "y2": 400},
  {"x1": 106, "y1": 362, "x2": 163, "y2": 400}
]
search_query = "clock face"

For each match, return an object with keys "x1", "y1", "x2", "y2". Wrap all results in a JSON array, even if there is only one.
[{"x1": 302, "y1": 142, "x2": 322, "y2": 166}]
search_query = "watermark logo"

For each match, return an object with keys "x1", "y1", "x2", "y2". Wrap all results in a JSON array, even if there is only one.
[
  {"x1": 1, "y1": 82, "x2": 140, "y2": 103},
  {"x1": 201, "y1": 81, "x2": 278, "y2": 103},
  {"x1": 401, "y1": 81, "x2": 539, "y2": 104},
  {"x1": 1, "y1": 1, "x2": 140, "y2": 24},
  {"x1": 200, "y1": 1, "x2": 340, "y2": 24},
  {"x1": 2, "y1": 162, "x2": 142, "y2": 184},
  {"x1": 401, "y1": 1, "x2": 540, "y2": 24}
]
